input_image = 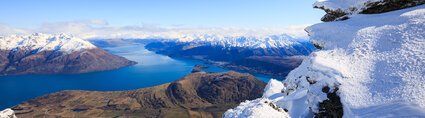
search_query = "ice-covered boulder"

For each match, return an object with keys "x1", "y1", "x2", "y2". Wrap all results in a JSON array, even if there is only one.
[{"x1": 0, "y1": 109, "x2": 16, "y2": 118}]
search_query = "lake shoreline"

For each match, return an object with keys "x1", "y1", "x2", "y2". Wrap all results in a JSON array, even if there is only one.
[{"x1": 0, "y1": 45, "x2": 280, "y2": 110}]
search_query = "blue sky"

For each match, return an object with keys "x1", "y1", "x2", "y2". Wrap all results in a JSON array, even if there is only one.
[{"x1": 0, "y1": 0, "x2": 324, "y2": 28}]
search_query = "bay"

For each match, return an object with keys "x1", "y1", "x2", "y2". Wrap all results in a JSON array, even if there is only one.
[{"x1": 0, "y1": 45, "x2": 280, "y2": 110}]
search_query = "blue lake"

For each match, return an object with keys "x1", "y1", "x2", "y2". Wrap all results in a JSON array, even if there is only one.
[{"x1": 0, "y1": 45, "x2": 280, "y2": 110}]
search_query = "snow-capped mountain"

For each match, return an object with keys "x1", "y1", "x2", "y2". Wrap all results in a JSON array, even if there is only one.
[
  {"x1": 145, "y1": 34, "x2": 315, "y2": 78},
  {"x1": 168, "y1": 34, "x2": 308, "y2": 49},
  {"x1": 0, "y1": 33, "x2": 96, "y2": 53},
  {"x1": 225, "y1": 1, "x2": 425, "y2": 118},
  {"x1": 0, "y1": 33, "x2": 136, "y2": 75}
]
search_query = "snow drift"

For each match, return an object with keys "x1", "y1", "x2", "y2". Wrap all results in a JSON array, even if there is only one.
[{"x1": 225, "y1": 2, "x2": 425, "y2": 118}]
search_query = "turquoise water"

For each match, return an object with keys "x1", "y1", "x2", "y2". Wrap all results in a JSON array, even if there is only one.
[{"x1": 0, "y1": 45, "x2": 280, "y2": 110}]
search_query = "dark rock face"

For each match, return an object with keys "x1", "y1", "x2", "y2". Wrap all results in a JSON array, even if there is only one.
[
  {"x1": 314, "y1": 7, "x2": 348, "y2": 22},
  {"x1": 146, "y1": 42, "x2": 314, "y2": 78},
  {"x1": 315, "y1": 87, "x2": 343, "y2": 118},
  {"x1": 361, "y1": 0, "x2": 425, "y2": 14},
  {"x1": 316, "y1": 0, "x2": 425, "y2": 22},
  {"x1": 0, "y1": 48, "x2": 137, "y2": 75},
  {"x1": 12, "y1": 70, "x2": 266, "y2": 118}
]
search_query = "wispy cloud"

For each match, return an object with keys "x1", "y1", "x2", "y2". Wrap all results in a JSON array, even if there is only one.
[{"x1": 0, "y1": 20, "x2": 310, "y2": 40}]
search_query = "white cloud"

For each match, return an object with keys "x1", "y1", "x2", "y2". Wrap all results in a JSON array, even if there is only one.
[
  {"x1": 0, "y1": 20, "x2": 310, "y2": 40},
  {"x1": 76, "y1": 20, "x2": 109, "y2": 25}
]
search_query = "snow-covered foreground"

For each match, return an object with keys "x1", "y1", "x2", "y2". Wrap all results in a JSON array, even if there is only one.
[
  {"x1": 225, "y1": 4, "x2": 425, "y2": 118},
  {"x1": 0, "y1": 109, "x2": 16, "y2": 118}
]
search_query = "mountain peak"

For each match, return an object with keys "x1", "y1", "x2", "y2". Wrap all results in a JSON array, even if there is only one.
[
  {"x1": 0, "y1": 33, "x2": 96, "y2": 53},
  {"x1": 168, "y1": 34, "x2": 307, "y2": 49}
]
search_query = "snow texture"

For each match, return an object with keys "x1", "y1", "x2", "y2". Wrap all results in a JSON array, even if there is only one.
[
  {"x1": 169, "y1": 34, "x2": 308, "y2": 49},
  {"x1": 225, "y1": 4, "x2": 425, "y2": 118},
  {"x1": 263, "y1": 79, "x2": 285, "y2": 99},
  {"x1": 0, "y1": 33, "x2": 96, "y2": 53},
  {"x1": 223, "y1": 98, "x2": 290, "y2": 118},
  {"x1": 303, "y1": 4, "x2": 425, "y2": 117},
  {"x1": 0, "y1": 109, "x2": 16, "y2": 118}
]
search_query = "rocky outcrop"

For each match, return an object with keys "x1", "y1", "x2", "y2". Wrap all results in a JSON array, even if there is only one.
[
  {"x1": 0, "y1": 48, "x2": 137, "y2": 75},
  {"x1": 315, "y1": 87, "x2": 343, "y2": 118},
  {"x1": 12, "y1": 70, "x2": 266, "y2": 118},
  {"x1": 361, "y1": 0, "x2": 425, "y2": 14},
  {"x1": 315, "y1": 0, "x2": 425, "y2": 22}
]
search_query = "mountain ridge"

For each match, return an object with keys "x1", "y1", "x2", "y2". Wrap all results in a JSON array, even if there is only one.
[
  {"x1": 164, "y1": 34, "x2": 309, "y2": 49},
  {"x1": 0, "y1": 33, "x2": 95, "y2": 53},
  {"x1": 145, "y1": 38, "x2": 315, "y2": 78},
  {"x1": 0, "y1": 33, "x2": 137, "y2": 75},
  {"x1": 11, "y1": 70, "x2": 266, "y2": 118}
]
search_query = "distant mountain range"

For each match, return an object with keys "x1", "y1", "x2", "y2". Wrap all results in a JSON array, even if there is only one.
[
  {"x1": 145, "y1": 34, "x2": 316, "y2": 78},
  {"x1": 0, "y1": 33, "x2": 136, "y2": 75},
  {"x1": 166, "y1": 34, "x2": 309, "y2": 49}
]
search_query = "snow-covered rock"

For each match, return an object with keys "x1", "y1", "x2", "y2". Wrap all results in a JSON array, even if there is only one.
[
  {"x1": 314, "y1": 0, "x2": 425, "y2": 21},
  {"x1": 0, "y1": 33, "x2": 96, "y2": 53},
  {"x1": 263, "y1": 79, "x2": 285, "y2": 98},
  {"x1": 225, "y1": 3, "x2": 425, "y2": 118},
  {"x1": 168, "y1": 34, "x2": 308, "y2": 49},
  {"x1": 313, "y1": 0, "x2": 382, "y2": 14},
  {"x1": 223, "y1": 98, "x2": 290, "y2": 118},
  {"x1": 300, "y1": 4, "x2": 425, "y2": 117},
  {"x1": 0, "y1": 109, "x2": 16, "y2": 118},
  {"x1": 294, "y1": 4, "x2": 425, "y2": 117}
]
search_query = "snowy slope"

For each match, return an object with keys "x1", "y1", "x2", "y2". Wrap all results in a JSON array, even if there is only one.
[
  {"x1": 302, "y1": 4, "x2": 425, "y2": 117},
  {"x1": 223, "y1": 98, "x2": 290, "y2": 118},
  {"x1": 169, "y1": 34, "x2": 308, "y2": 49},
  {"x1": 0, "y1": 33, "x2": 96, "y2": 53},
  {"x1": 225, "y1": 4, "x2": 425, "y2": 118}
]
